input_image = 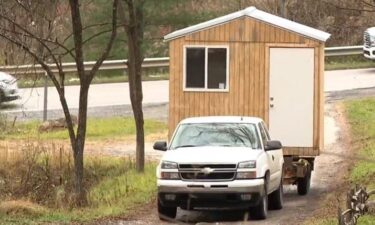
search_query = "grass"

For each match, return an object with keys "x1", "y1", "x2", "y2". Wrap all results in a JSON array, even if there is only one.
[
  {"x1": 345, "y1": 99, "x2": 375, "y2": 188},
  {"x1": 0, "y1": 116, "x2": 164, "y2": 224},
  {"x1": 308, "y1": 99, "x2": 375, "y2": 225},
  {"x1": 325, "y1": 55, "x2": 375, "y2": 71},
  {"x1": 1, "y1": 117, "x2": 167, "y2": 141},
  {"x1": 0, "y1": 157, "x2": 157, "y2": 225},
  {"x1": 306, "y1": 216, "x2": 375, "y2": 225}
]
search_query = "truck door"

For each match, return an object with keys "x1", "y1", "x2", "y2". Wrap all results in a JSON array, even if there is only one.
[{"x1": 259, "y1": 123, "x2": 278, "y2": 192}]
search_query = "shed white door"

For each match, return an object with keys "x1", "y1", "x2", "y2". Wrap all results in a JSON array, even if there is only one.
[{"x1": 269, "y1": 48, "x2": 314, "y2": 147}]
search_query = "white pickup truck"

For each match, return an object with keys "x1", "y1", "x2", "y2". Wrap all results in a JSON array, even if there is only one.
[
  {"x1": 153, "y1": 116, "x2": 284, "y2": 220},
  {"x1": 364, "y1": 27, "x2": 375, "y2": 59}
]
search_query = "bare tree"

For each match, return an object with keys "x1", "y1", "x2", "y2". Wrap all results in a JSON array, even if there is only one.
[
  {"x1": 0, "y1": 0, "x2": 118, "y2": 205},
  {"x1": 118, "y1": 0, "x2": 145, "y2": 172}
]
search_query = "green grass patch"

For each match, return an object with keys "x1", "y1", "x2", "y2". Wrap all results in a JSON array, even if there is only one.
[
  {"x1": 305, "y1": 99, "x2": 375, "y2": 225},
  {"x1": 0, "y1": 156, "x2": 157, "y2": 224},
  {"x1": 345, "y1": 99, "x2": 375, "y2": 186},
  {"x1": 325, "y1": 55, "x2": 375, "y2": 71},
  {"x1": 1, "y1": 117, "x2": 167, "y2": 141}
]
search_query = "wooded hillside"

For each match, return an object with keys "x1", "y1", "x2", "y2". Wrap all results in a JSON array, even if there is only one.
[{"x1": 0, "y1": 0, "x2": 371, "y2": 65}]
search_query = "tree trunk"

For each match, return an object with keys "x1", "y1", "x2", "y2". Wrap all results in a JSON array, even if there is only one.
[
  {"x1": 127, "y1": 31, "x2": 144, "y2": 172},
  {"x1": 72, "y1": 82, "x2": 90, "y2": 205},
  {"x1": 121, "y1": 0, "x2": 145, "y2": 172},
  {"x1": 73, "y1": 144, "x2": 85, "y2": 205},
  {"x1": 129, "y1": 56, "x2": 144, "y2": 172}
]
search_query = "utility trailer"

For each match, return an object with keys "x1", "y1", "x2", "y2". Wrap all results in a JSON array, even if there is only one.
[{"x1": 164, "y1": 6, "x2": 330, "y2": 194}]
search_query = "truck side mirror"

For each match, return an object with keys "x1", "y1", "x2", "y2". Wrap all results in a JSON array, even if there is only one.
[
  {"x1": 153, "y1": 141, "x2": 167, "y2": 151},
  {"x1": 265, "y1": 140, "x2": 282, "y2": 151}
]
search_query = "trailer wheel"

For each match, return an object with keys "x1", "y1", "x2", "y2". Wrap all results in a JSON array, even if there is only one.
[
  {"x1": 297, "y1": 167, "x2": 311, "y2": 195},
  {"x1": 158, "y1": 197, "x2": 177, "y2": 220}
]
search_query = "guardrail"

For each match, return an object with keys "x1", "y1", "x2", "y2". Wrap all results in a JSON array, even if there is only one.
[
  {"x1": 325, "y1": 45, "x2": 362, "y2": 57},
  {"x1": 0, "y1": 46, "x2": 364, "y2": 75},
  {"x1": 0, "y1": 57, "x2": 169, "y2": 75}
]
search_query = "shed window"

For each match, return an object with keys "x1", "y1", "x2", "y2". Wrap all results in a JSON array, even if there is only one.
[
  {"x1": 186, "y1": 48, "x2": 205, "y2": 88},
  {"x1": 185, "y1": 46, "x2": 228, "y2": 91}
]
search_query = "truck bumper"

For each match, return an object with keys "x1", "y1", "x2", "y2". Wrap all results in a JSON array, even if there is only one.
[
  {"x1": 364, "y1": 46, "x2": 375, "y2": 59},
  {"x1": 158, "y1": 179, "x2": 265, "y2": 209}
]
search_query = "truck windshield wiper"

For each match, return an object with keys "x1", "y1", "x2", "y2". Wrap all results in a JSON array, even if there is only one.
[{"x1": 174, "y1": 145, "x2": 200, "y2": 149}]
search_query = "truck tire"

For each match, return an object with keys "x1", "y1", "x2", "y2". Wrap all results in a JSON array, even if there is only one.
[
  {"x1": 250, "y1": 179, "x2": 268, "y2": 220},
  {"x1": 268, "y1": 177, "x2": 283, "y2": 210},
  {"x1": 297, "y1": 167, "x2": 311, "y2": 195},
  {"x1": 158, "y1": 198, "x2": 177, "y2": 220}
]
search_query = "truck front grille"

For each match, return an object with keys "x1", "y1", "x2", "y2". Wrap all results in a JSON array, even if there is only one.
[
  {"x1": 179, "y1": 164, "x2": 236, "y2": 169},
  {"x1": 178, "y1": 164, "x2": 237, "y2": 181},
  {"x1": 364, "y1": 31, "x2": 371, "y2": 47}
]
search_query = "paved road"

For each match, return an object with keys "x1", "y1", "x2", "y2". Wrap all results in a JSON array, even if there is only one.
[
  {"x1": 1, "y1": 68, "x2": 375, "y2": 120},
  {"x1": 325, "y1": 68, "x2": 375, "y2": 91},
  {"x1": 4, "y1": 80, "x2": 169, "y2": 112}
]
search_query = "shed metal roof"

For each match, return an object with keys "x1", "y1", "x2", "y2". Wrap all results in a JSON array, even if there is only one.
[{"x1": 164, "y1": 6, "x2": 331, "y2": 42}]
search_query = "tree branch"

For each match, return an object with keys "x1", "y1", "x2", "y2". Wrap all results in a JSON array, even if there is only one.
[
  {"x1": 322, "y1": 0, "x2": 375, "y2": 12},
  {"x1": 88, "y1": 0, "x2": 119, "y2": 82},
  {"x1": 0, "y1": 13, "x2": 65, "y2": 79}
]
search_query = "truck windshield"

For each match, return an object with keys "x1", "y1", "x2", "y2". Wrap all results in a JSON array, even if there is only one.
[{"x1": 170, "y1": 123, "x2": 261, "y2": 149}]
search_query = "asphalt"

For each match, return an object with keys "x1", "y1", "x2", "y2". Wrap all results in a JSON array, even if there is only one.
[{"x1": 1, "y1": 68, "x2": 375, "y2": 120}]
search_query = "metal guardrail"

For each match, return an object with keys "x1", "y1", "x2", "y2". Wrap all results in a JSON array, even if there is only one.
[
  {"x1": 0, "y1": 57, "x2": 169, "y2": 75},
  {"x1": 325, "y1": 45, "x2": 363, "y2": 57},
  {"x1": 0, "y1": 46, "x2": 364, "y2": 75}
]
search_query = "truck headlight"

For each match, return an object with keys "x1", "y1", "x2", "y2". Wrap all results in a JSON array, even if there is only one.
[
  {"x1": 161, "y1": 161, "x2": 178, "y2": 169},
  {"x1": 160, "y1": 172, "x2": 180, "y2": 180},
  {"x1": 238, "y1": 161, "x2": 256, "y2": 168},
  {"x1": 159, "y1": 161, "x2": 180, "y2": 179},
  {"x1": 236, "y1": 171, "x2": 257, "y2": 179}
]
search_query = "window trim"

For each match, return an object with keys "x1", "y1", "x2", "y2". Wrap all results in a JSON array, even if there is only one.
[{"x1": 183, "y1": 45, "x2": 230, "y2": 92}]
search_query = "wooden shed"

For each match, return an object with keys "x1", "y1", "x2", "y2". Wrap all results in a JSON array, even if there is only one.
[{"x1": 164, "y1": 7, "x2": 330, "y2": 156}]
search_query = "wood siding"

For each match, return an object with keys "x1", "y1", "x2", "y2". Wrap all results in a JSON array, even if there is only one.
[{"x1": 168, "y1": 16, "x2": 325, "y2": 157}]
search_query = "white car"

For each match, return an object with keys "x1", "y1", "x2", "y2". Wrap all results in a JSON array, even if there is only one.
[
  {"x1": 0, "y1": 72, "x2": 20, "y2": 103},
  {"x1": 154, "y1": 116, "x2": 284, "y2": 220}
]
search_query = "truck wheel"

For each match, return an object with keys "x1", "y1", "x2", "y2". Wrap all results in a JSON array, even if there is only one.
[
  {"x1": 297, "y1": 167, "x2": 311, "y2": 195},
  {"x1": 158, "y1": 198, "x2": 177, "y2": 220},
  {"x1": 250, "y1": 180, "x2": 268, "y2": 220},
  {"x1": 268, "y1": 178, "x2": 283, "y2": 210}
]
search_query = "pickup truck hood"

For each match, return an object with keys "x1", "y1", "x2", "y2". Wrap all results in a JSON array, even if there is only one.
[{"x1": 161, "y1": 146, "x2": 263, "y2": 164}]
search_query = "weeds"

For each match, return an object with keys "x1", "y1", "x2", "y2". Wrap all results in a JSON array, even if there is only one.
[
  {"x1": 0, "y1": 141, "x2": 157, "y2": 223},
  {"x1": 325, "y1": 55, "x2": 375, "y2": 71},
  {"x1": 2, "y1": 117, "x2": 167, "y2": 141}
]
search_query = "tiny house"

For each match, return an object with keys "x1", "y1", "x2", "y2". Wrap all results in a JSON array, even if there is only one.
[{"x1": 164, "y1": 7, "x2": 330, "y2": 157}]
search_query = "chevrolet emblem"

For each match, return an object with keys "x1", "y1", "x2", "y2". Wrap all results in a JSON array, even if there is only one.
[{"x1": 201, "y1": 167, "x2": 215, "y2": 175}]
